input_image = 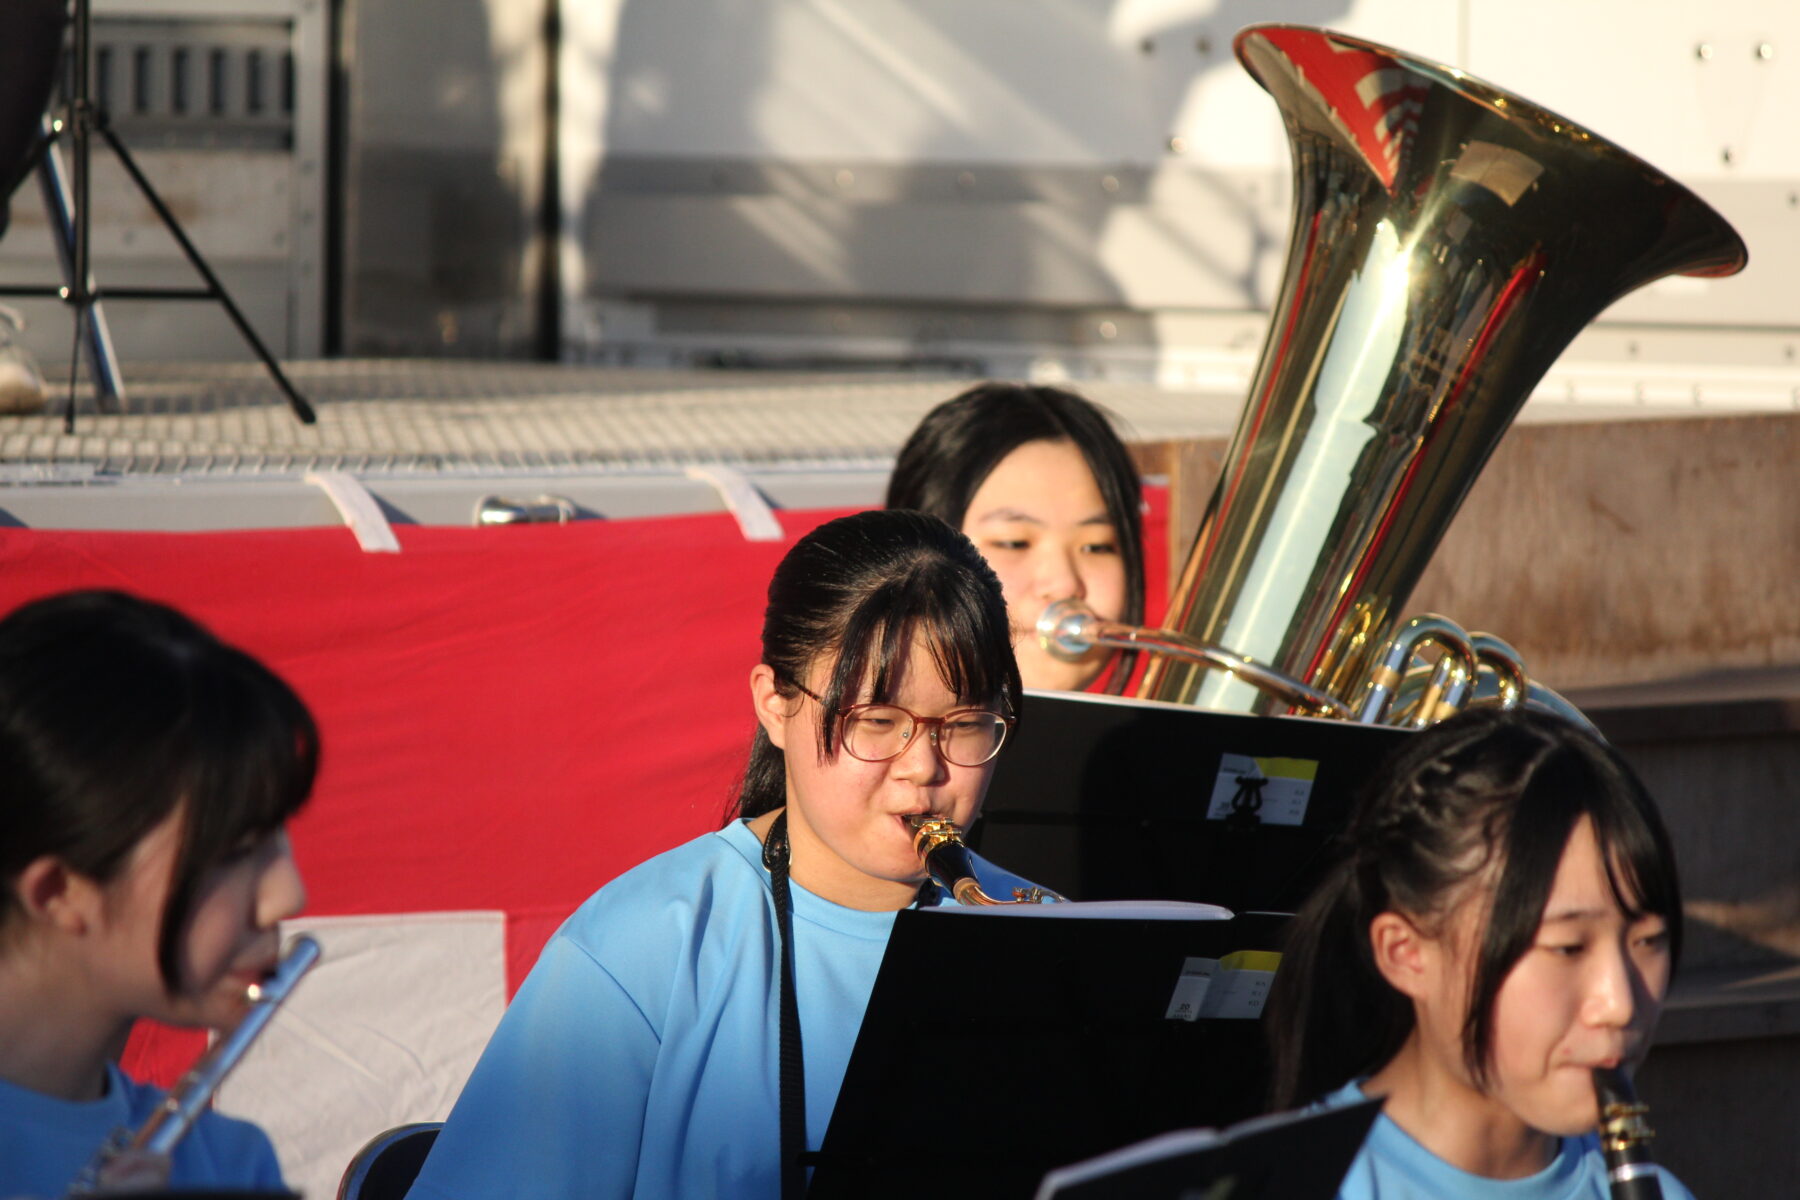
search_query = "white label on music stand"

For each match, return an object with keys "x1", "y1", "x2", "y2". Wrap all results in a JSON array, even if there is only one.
[
  {"x1": 1205, "y1": 754, "x2": 1318, "y2": 826},
  {"x1": 1166, "y1": 952, "x2": 1283, "y2": 1021},
  {"x1": 1165, "y1": 956, "x2": 1218, "y2": 1021}
]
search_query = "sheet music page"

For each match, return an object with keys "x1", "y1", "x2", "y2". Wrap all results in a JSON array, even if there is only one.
[
  {"x1": 919, "y1": 899, "x2": 1234, "y2": 919},
  {"x1": 1032, "y1": 1124, "x2": 1229, "y2": 1198},
  {"x1": 1032, "y1": 1101, "x2": 1382, "y2": 1200}
]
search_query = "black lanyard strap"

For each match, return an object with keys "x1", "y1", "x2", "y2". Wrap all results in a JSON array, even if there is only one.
[
  {"x1": 761, "y1": 811, "x2": 807, "y2": 1200},
  {"x1": 761, "y1": 812, "x2": 938, "y2": 1195}
]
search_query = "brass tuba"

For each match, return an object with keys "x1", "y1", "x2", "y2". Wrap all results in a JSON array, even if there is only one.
[{"x1": 1042, "y1": 24, "x2": 1747, "y2": 723}]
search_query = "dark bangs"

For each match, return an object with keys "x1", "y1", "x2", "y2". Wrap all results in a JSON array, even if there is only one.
[
  {"x1": 1465, "y1": 730, "x2": 1682, "y2": 1084},
  {"x1": 812, "y1": 552, "x2": 1020, "y2": 759},
  {"x1": 159, "y1": 640, "x2": 319, "y2": 986}
]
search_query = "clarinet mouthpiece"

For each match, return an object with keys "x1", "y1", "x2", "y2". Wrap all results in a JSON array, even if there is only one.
[{"x1": 907, "y1": 814, "x2": 1062, "y2": 905}]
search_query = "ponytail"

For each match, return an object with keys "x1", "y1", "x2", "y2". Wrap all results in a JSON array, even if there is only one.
[
  {"x1": 732, "y1": 726, "x2": 788, "y2": 821},
  {"x1": 1265, "y1": 856, "x2": 1412, "y2": 1111}
]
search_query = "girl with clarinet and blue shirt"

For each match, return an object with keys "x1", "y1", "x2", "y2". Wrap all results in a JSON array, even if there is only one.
[
  {"x1": 1265, "y1": 708, "x2": 1695, "y2": 1199},
  {"x1": 410, "y1": 510, "x2": 1040, "y2": 1200}
]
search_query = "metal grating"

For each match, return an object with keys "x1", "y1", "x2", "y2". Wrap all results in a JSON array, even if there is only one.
[
  {"x1": 0, "y1": 362, "x2": 1248, "y2": 476},
  {"x1": 4, "y1": 358, "x2": 1773, "y2": 481}
]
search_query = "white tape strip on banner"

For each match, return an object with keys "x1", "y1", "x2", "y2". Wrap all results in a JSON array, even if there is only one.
[
  {"x1": 684, "y1": 464, "x2": 784, "y2": 542},
  {"x1": 304, "y1": 471, "x2": 401, "y2": 553}
]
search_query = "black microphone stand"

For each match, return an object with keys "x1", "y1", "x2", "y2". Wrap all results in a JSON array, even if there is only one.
[{"x1": 0, "y1": 0, "x2": 315, "y2": 431}]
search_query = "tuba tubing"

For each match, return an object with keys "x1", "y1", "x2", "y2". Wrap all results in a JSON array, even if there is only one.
[
  {"x1": 1036, "y1": 597, "x2": 1595, "y2": 731},
  {"x1": 1036, "y1": 598, "x2": 1352, "y2": 718}
]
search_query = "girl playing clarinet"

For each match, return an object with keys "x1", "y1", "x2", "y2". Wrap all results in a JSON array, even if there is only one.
[
  {"x1": 1265, "y1": 707, "x2": 1695, "y2": 1199},
  {"x1": 410, "y1": 509, "x2": 1036, "y2": 1199}
]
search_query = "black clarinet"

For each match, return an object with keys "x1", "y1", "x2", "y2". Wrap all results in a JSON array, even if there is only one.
[{"x1": 1593, "y1": 1067, "x2": 1663, "y2": 1200}]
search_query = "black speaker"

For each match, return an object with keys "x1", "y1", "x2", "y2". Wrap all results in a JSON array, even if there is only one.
[{"x1": 0, "y1": 0, "x2": 65, "y2": 235}]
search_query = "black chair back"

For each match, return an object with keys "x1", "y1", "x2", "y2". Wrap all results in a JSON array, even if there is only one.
[{"x1": 336, "y1": 1122, "x2": 442, "y2": 1200}]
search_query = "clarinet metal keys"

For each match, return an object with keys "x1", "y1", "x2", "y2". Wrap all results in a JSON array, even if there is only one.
[{"x1": 1594, "y1": 1066, "x2": 1664, "y2": 1200}]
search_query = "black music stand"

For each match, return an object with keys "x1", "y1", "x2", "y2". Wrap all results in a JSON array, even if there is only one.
[
  {"x1": 805, "y1": 906, "x2": 1290, "y2": 1200},
  {"x1": 0, "y1": 0, "x2": 314, "y2": 430},
  {"x1": 971, "y1": 691, "x2": 1411, "y2": 912}
]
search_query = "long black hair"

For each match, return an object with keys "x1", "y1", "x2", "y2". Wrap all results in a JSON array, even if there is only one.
[
  {"x1": 728, "y1": 510, "x2": 1021, "y2": 821},
  {"x1": 0, "y1": 590, "x2": 319, "y2": 989},
  {"x1": 1265, "y1": 707, "x2": 1682, "y2": 1111},
  {"x1": 885, "y1": 382, "x2": 1145, "y2": 692}
]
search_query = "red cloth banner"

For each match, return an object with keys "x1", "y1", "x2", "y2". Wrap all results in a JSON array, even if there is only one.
[{"x1": 0, "y1": 490, "x2": 1166, "y2": 1087}]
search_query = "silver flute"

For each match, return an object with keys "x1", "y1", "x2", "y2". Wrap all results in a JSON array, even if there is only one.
[{"x1": 67, "y1": 934, "x2": 321, "y2": 1194}]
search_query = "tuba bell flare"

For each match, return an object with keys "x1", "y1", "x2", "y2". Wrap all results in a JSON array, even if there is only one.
[{"x1": 1107, "y1": 24, "x2": 1746, "y2": 720}]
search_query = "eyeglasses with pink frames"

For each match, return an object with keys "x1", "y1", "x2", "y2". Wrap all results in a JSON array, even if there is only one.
[{"x1": 784, "y1": 679, "x2": 1013, "y2": 767}]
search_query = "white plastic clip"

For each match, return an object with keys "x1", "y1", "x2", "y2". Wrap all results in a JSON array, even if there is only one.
[
  {"x1": 304, "y1": 471, "x2": 401, "y2": 553},
  {"x1": 683, "y1": 465, "x2": 783, "y2": 542}
]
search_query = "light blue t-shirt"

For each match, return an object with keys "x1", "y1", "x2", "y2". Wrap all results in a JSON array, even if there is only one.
[
  {"x1": 1321, "y1": 1080, "x2": 1696, "y2": 1200},
  {"x1": 409, "y1": 819, "x2": 1038, "y2": 1200},
  {"x1": 0, "y1": 1059, "x2": 284, "y2": 1197}
]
